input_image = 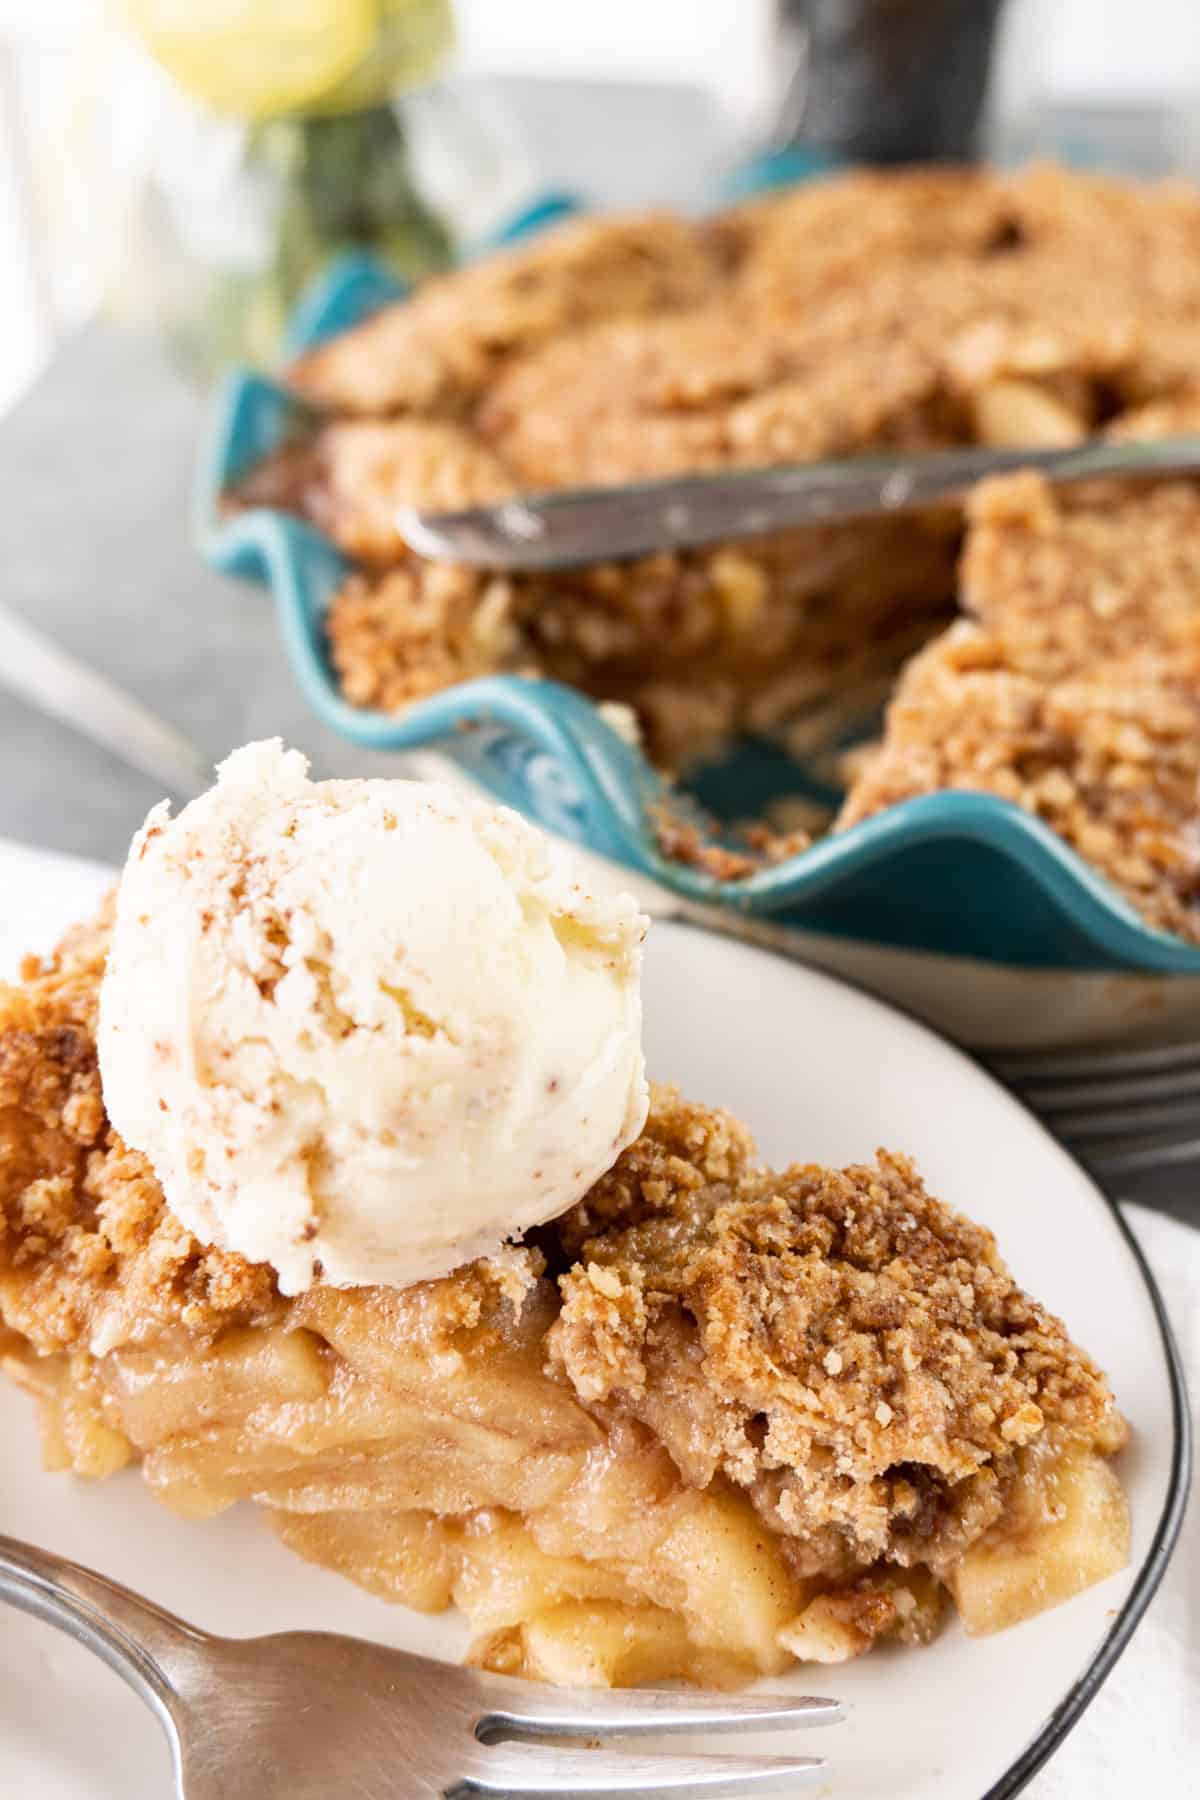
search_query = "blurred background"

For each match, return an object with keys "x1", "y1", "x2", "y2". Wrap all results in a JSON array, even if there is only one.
[{"x1": 4, "y1": 0, "x2": 1200, "y2": 412}]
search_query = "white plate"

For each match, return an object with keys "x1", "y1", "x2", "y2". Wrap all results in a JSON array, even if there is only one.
[{"x1": 0, "y1": 858, "x2": 1189, "y2": 1800}]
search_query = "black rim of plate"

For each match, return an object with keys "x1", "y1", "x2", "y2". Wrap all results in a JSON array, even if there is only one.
[
  {"x1": 980, "y1": 1196, "x2": 1192, "y2": 1800},
  {"x1": 666, "y1": 917, "x2": 1193, "y2": 1799}
]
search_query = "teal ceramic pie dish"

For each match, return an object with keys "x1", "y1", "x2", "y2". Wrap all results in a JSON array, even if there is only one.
[{"x1": 197, "y1": 168, "x2": 1200, "y2": 977}]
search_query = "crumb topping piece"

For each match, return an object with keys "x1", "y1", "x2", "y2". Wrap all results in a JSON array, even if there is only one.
[
  {"x1": 220, "y1": 165, "x2": 1200, "y2": 947},
  {"x1": 549, "y1": 1089, "x2": 1119, "y2": 1574}
]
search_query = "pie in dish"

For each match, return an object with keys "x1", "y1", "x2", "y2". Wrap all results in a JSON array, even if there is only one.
[
  {"x1": 0, "y1": 908, "x2": 1129, "y2": 1686},
  {"x1": 226, "y1": 162, "x2": 1200, "y2": 944}
]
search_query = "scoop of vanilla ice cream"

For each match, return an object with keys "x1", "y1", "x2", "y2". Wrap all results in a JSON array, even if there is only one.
[{"x1": 98, "y1": 741, "x2": 648, "y2": 1293}]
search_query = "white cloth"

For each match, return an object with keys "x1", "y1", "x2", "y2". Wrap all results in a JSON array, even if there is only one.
[{"x1": 0, "y1": 836, "x2": 1195, "y2": 1796}]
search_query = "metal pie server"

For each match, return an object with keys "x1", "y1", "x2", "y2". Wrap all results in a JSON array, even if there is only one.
[{"x1": 397, "y1": 434, "x2": 1200, "y2": 570}]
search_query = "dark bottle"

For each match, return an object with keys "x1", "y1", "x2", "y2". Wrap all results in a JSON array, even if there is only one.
[{"x1": 771, "y1": 0, "x2": 1009, "y2": 163}]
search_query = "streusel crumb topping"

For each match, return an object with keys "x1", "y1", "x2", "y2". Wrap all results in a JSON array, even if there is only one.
[
  {"x1": 0, "y1": 905, "x2": 280, "y2": 1351},
  {"x1": 838, "y1": 475, "x2": 1200, "y2": 941},
  {"x1": 549, "y1": 1088, "x2": 1119, "y2": 1574}
]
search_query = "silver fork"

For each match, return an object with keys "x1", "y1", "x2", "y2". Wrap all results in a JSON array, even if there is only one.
[
  {"x1": 994, "y1": 1039, "x2": 1200, "y2": 1223},
  {"x1": 0, "y1": 1534, "x2": 843, "y2": 1798}
]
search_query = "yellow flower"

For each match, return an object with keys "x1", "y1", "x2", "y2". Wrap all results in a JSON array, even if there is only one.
[{"x1": 125, "y1": 0, "x2": 453, "y2": 121}]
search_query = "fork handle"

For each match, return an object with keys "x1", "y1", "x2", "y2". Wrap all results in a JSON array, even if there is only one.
[{"x1": 0, "y1": 1532, "x2": 199, "y2": 1727}]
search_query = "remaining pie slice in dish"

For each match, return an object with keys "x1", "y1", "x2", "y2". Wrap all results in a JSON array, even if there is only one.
[{"x1": 0, "y1": 910, "x2": 1129, "y2": 1687}]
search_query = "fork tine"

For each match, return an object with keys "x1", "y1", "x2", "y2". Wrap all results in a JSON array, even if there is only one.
[
  {"x1": 475, "y1": 1683, "x2": 844, "y2": 1739},
  {"x1": 455, "y1": 1741, "x2": 826, "y2": 1797}
]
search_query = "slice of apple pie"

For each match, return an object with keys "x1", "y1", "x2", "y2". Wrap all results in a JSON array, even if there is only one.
[{"x1": 0, "y1": 910, "x2": 1129, "y2": 1687}]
